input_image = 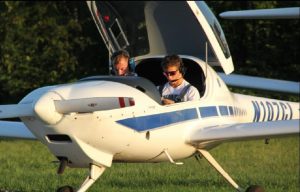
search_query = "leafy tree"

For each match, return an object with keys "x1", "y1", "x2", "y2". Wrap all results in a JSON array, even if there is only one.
[
  {"x1": 0, "y1": 1, "x2": 299, "y2": 103},
  {"x1": 207, "y1": 1, "x2": 299, "y2": 101},
  {"x1": 0, "y1": 2, "x2": 107, "y2": 103},
  {"x1": 207, "y1": 1, "x2": 300, "y2": 81}
]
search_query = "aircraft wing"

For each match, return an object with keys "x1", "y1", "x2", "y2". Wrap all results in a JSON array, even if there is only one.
[
  {"x1": 219, "y1": 7, "x2": 300, "y2": 19},
  {"x1": 0, "y1": 120, "x2": 36, "y2": 140},
  {"x1": 217, "y1": 72, "x2": 300, "y2": 94},
  {"x1": 187, "y1": 119, "x2": 299, "y2": 149}
]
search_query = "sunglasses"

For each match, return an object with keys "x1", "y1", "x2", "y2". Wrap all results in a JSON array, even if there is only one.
[{"x1": 163, "y1": 70, "x2": 178, "y2": 76}]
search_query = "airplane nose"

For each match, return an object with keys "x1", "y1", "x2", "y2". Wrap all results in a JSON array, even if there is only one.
[{"x1": 34, "y1": 91, "x2": 63, "y2": 124}]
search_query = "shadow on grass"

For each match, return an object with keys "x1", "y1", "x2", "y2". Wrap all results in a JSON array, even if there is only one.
[{"x1": 105, "y1": 177, "x2": 229, "y2": 190}]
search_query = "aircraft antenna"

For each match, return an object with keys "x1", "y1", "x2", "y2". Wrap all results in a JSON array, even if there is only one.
[
  {"x1": 204, "y1": 41, "x2": 208, "y2": 83},
  {"x1": 205, "y1": 42, "x2": 207, "y2": 69},
  {"x1": 109, "y1": 53, "x2": 113, "y2": 75}
]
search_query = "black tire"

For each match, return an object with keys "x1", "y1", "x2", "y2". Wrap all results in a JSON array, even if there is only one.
[
  {"x1": 56, "y1": 185, "x2": 74, "y2": 192},
  {"x1": 245, "y1": 185, "x2": 265, "y2": 192}
]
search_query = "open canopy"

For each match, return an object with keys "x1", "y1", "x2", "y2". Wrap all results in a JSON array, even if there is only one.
[{"x1": 87, "y1": 1, "x2": 234, "y2": 74}]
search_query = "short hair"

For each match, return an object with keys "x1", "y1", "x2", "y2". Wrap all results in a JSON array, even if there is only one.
[
  {"x1": 161, "y1": 54, "x2": 186, "y2": 75},
  {"x1": 111, "y1": 50, "x2": 130, "y2": 65},
  {"x1": 161, "y1": 54, "x2": 183, "y2": 69}
]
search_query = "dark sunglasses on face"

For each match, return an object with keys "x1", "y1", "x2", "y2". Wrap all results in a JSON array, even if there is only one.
[{"x1": 163, "y1": 70, "x2": 178, "y2": 76}]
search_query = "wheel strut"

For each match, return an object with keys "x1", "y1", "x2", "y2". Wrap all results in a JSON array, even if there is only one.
[
  {"x1": 197, "y1": 149, "x2": 244, "y2": 192},
  {"x1": 77, "y1": 164, "x2": 106, "y2": 192}
]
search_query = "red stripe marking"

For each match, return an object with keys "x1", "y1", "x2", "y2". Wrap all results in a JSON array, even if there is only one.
[
  {"x1": 119, "y1": 97, "x2": 125, "y2": 108},
  {"x1": 129, "y1": 98, "x2": 135, "y2": 106}
]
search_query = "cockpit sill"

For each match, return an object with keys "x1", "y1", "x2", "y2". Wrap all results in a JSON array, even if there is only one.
[{"x1": 80, "y1": 55, "x2": 208, "y2": 105}]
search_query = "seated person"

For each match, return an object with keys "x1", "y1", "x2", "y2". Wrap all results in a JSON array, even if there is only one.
[
  {"x1": 111, "y1": 50, "x2": 137, "y2": 76},
  {"x1": 158, "y1": 54, "x2": 200, "y2": 105}
]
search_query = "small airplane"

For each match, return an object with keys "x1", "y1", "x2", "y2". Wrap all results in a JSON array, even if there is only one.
[{"x1": 0, "y1": 1, "x2": 299, "y2": 192}]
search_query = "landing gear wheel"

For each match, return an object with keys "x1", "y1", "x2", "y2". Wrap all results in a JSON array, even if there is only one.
[
  {"x1": 56, "y1": 185, "x2": 74, "y2": 192},
  {"x1": 245, "y1": 185, "x2": 265, "y2": 192}
]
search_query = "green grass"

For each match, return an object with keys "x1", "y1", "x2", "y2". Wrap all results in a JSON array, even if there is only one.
[{"x1": 0, "y1": 137, "x2": 299, "y2": 192}]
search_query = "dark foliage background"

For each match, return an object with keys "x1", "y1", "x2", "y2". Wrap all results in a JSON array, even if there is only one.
[{"x1": 0, "y1": 1, "x2": 299, "y2": 103}]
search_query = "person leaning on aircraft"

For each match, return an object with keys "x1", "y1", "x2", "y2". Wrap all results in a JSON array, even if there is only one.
[
  {"x1": 111, "y1": 49, "x2": 137, "y2": 76},
  {"x1": 158, "y1": 54, "x2": 200, "y2": 105}
]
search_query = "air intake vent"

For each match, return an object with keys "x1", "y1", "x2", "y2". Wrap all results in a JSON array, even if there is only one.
[{"x1": 47, "y1": 134, "x2": 72, "y2": 143}]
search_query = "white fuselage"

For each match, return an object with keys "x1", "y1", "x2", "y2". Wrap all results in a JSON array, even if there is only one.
[{"x1": 18, "y1": 65, "x2": 299, "y2": 169}]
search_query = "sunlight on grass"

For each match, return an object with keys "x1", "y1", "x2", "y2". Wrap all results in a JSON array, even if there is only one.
[{"x1": 0, "y1": 137, "x2": 298, "y2": 192}]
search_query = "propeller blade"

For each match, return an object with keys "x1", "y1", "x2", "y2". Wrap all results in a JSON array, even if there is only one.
[
  {"x1": 0, "y1": 103, "x2": 34, "y2": 119},
  {"x1": 0, "y1": 120, "x2": 36, "y2": 139},
  {"x1": 54, "y1": 97, "x2": 135, "y2": 114}
]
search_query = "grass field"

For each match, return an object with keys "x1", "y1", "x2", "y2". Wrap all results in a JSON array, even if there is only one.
[{"x1": 0, "y1": 137, "x2": 298, "y2": 192}]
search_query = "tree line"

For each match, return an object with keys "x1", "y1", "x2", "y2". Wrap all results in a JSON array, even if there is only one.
[{"x1": 0, "y1": 1, "x2": 299, "y2": 103}]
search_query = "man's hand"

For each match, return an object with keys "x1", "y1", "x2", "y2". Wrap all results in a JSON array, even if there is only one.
[{"x1": 162, "y1": 98, "x2": 175, "y2": 105}]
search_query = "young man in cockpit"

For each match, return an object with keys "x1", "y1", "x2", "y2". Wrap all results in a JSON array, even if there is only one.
[
  {"x1": 159, "y1": 54, "x2": 200, "y2": 105},
  {"x1": 111, "y1": 50, "x2": 136, "y2": 76}
]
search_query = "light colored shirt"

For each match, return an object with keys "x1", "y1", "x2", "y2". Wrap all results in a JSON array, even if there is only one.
[{"x1": 161, "y1": 80, "x2": 200, "y2": 102}]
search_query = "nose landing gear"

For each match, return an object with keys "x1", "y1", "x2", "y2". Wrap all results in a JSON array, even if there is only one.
[{"x1": 56, "y1": 164, "x2": 106, "y2": 192}]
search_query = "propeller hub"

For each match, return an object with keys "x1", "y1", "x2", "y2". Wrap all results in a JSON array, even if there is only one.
[{"x1": 34, "y1": 91, "x2": 63, "y2": 124}]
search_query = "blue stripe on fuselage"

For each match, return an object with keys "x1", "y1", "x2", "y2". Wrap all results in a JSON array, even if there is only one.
[
  {"x1": 219, "y1": 106, "x2": 229, "y2": 116},
  {"x1": 117, "y1": 108, "x2": 198, "y2": 131},
  {"x1": 199, "y1": 106, "x2": 218, "y2": 117}
]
